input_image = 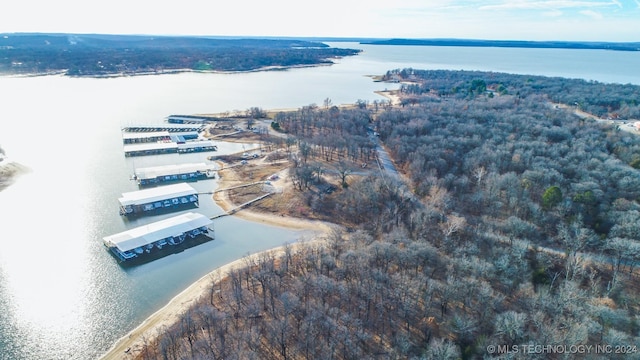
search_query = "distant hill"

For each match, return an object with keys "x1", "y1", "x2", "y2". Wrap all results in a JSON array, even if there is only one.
[
  {"x1": 362, "y1": 38, "x2": 640, "y2": 51},
  {"x1": 0, "y1": 33, "x2": 361, "y2": 76}
]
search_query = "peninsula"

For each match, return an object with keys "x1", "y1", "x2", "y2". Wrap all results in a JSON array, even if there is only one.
[{"x1": 0, "y1": 33, "x2": 361, "y2": 77}]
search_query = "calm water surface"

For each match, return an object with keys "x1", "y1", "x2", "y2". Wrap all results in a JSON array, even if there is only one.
[{"x1": 0, "y1": 43, "x2": 639, "y2": 360}]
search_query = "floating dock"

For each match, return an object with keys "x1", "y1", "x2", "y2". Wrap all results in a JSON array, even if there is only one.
[
  {"x1": 103, "y1": 212, "x2": 214, "y2": 265},
  {"x1": 118, "y1": 182, "x2": 199, "y2": 216},
  {"x1": 121, "y1": 123, "x2": 216, "y2": 156},
  {"x1": 122, "y1": 131, "x2": 199, "y2": 145},
  {"x1": 167, "y1": 115, "x2": 219, "y2": 124},
  {"x1": 122, "y1": 124, "x2": 205, "y2": 132},
  {"x1": 122, "y1": 139, "x2": 217, "y2": 157},
  {"x1": 122, "y1": 131, "x2": 172, "y2": 144},
  {"x1": 177, "y1": 140, "x2": 217, "y2": 153},
  {"x1": 133, "y1": 162, "x2": 216, "y2": 186},
  {"x1": 123, "y1": 142, "x2": 177, "y2": 157}
]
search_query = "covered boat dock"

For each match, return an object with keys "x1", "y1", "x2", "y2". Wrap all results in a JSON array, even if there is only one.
[
  {"x1": 118, "y1": 182, "x2": 199, "y2": 216},
  {"x1": 122, "y1": 124, "x2": 205, "y2": 132},
  {"x1": 133, "y1": 162, "x2": 216, "y2": 186},
  {"x1": 122, "y1": 138, "x2": 216, "y2": 157},
  {"x1": 122, "y1": 131, "x2": 172, "y2": 144},
  {"x1": 123, "y1": 142, "x2": 178, "y2": 157},
  {"x1": 177, "y1": 140, "x2": 217, "y2": 153},
  {"x1": 103, "y1": 212, "x2": 214, "y2": 263},
  {"x1": 167, "y1": 115, "x2": 218, "y2": 124}
]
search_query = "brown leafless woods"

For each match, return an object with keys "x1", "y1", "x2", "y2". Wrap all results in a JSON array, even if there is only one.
[{"x1": 135, "y1": 70, "x2": 640, "y2": 360}]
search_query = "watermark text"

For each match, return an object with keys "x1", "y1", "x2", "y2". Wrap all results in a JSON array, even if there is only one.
[{"x1": 486, "y1": 344, "x2": 637, "y2": 355}]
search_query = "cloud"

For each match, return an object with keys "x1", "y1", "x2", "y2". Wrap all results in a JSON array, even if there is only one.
[
  {"x1": 580, "y1": 9, "x2": 605, "y2": 18},
  {"x1": 479, "y1": 0, "x2": 622, "y2": 11},
  {"x1": 543, "y1": 9, "x2": 564, "y2": 16}
]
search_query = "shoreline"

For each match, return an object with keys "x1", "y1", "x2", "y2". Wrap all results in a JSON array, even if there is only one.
[
  {"x1": 100, "y1": 203, "x2": 335, "y2": 360},
  {"x1": 0, "y1": 63, "x2": 334, "y2": 79},
  {"x1": 100, "y1": 227, "x2": 331, "y2": 360},
  {"x1": 374, "y1": 89, "x2": 401, "y2": 106}
]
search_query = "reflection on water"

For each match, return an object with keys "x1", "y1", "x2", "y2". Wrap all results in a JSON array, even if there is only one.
[
  {"x1": 0, "y1": 73, "x2": 313, "y2": 358},
  {"x1": 0, "y1": 158, "x2": 309, "y2": 359}
]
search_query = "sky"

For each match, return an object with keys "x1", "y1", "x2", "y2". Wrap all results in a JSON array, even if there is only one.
[{"x1": 1, "y1": 0, "x2": 639, "y2": 42}]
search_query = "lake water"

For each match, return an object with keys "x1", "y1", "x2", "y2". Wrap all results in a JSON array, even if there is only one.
[{"x1": 0, "y1": 43, "x2": 639, "y2": 360}]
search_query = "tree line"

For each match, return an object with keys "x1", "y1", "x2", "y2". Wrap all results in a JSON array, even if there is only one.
[
  {"x1": 0, "y1": 34, "x2": 360, "y2": 76},
  {"x1": 383, "y1": 68, "x2": 640, "y2": 119}
]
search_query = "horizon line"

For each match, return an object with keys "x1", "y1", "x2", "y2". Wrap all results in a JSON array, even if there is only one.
[{"x1": 1, "y1": 32, "x2": 639, "y2": 44}]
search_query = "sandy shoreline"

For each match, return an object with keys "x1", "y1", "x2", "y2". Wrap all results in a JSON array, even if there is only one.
[
  {"x1": 374, "y1": 89, "x2": 401, "y2": 106},
  {"x1": 100, "y1": 241, "x2": 323, "y2": 360},
  {"x1": 100, "y1": 205, "x2": 335, "y2": 360}
]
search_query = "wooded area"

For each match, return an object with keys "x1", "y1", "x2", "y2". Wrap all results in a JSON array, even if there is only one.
[
  {"x1": 364, "y1": 38, "x2": 640, "y2": 52},
  {"x1": 132, "y1": 70, "x2": 640, "y2": 359},
  {"x1": 0, "y1": 34, "x2": 360, "y2": 76}
]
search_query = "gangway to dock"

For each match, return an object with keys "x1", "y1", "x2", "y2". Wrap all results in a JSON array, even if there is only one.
[
  {"x1": 209, "y1": 130, "x2": 243, "y2": 138},
  {"x1": 213, "y1": 181, "x2": 267, "y2": 193},
  {"x1": 210, "y1": 192, "x2": 274, "y2": 219}
]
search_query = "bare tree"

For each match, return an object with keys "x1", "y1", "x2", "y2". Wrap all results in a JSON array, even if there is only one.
[
  {"x1": 426, "y1": 338, "x2": 460, "y2": 360},
  {"x1": 335, "y1": 160, "x2": 352, "y2": 188}
]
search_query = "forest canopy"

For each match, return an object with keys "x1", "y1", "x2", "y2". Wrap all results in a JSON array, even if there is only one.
[{"x1": 0, "y1": 33, "x2": 360, "y2": 76}]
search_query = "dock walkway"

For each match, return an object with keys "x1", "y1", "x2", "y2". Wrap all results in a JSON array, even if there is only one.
[
  {"x1": 213, "y1": 181, "x2": 266, "y2": 193},
  {"x1": 211, "y1": 192, "x2": 274, "y2": 219}
]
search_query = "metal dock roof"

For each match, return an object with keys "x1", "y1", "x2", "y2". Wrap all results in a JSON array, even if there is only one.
[
  {"x1": 167, "y1": 115, "x2": 215, "y2": 123},
  {"x1": 177, "y1": 140, "x2": 216, "y2": 149},
  {"x1": 103, "y1": 212, "x2": 212, "y2": 252},
  {"x1": 134, "y1": 163, "x2": 211, "y2": 180},
  {"x1": 122, "y1": 131, "x2": 171, "y2": 140},
  {"x1": 123, "y1": 142, "x2": 178, "y2": 153},
  {"x1": 118, "y1": 183, "x2": 198, "y2": 206},
  {"x1": 122, "y1": 124, "x2": 205, "y2": 132}
]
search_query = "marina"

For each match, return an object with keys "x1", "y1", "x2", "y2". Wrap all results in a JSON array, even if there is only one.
[
  {"x1": 103, "y1": 212, "x2": 215, "y2": 265},
  {"x1": 118, "y1": 182, "x2": 199, "y2": 216},
  {"x1": 132, "y1": 162, "x2": 216, "y2": 187}
]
